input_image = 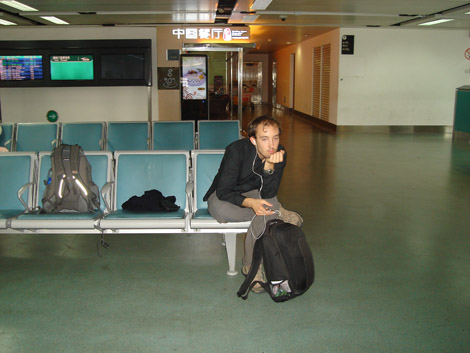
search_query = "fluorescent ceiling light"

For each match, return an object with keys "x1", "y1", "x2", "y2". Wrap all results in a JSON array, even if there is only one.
[
  {"x1": 242, "y1": 14, "x2": 259, "y2": 22},
  {"x1": 0, "y1": 18, "x2": 16, "y2": 25},
  {"x1": 40, "y1": 16, "x2": 69, "y2": 24},
  {"x1": 419, "y1": 18, "x2": 454, "y2": 26},
  {"x1": 251, "y1": 0, "x2": 273, "y2": 11},
  {"x1": 466, "y1": 12, "x2": 470, "y2": 15},
  {"x1": 0, "y1": 0, "x2": 37, "y2": 11}
]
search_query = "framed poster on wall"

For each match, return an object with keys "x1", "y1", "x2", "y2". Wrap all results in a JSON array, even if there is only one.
[{"x1": 180, "y1": 54, "x2": 208, "y2": 100}]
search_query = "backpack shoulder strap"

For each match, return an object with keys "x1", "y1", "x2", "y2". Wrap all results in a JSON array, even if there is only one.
[
  {"x1": 53, "y1": 144, "x2": 66, "y2": 176},
  {"x1": 69, "y1": 144, "x2": 80, "y2": 175},
  {"x1": 237, "y1": 237, "x2": 264, "y2": 300}
]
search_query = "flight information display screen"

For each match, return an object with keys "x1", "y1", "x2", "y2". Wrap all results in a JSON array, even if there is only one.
[
  {"x1": 50, "y1": 55, "x2": 94, "y2": 80},
  {"x1": 0, "y1": 55, "x2": 44, "y2": 81}
]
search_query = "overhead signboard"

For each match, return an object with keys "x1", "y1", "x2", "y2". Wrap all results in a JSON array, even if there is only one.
[{"x1": 172, "y1": 27, "x2": 250, "y2": 42}]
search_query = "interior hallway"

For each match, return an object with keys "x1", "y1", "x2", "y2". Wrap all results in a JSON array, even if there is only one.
[{"x1": 1, "y1": 106, "x2": 470, "y2": 352}]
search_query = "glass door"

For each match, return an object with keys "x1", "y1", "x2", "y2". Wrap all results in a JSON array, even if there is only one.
[{"x1": 182, "y1": 46, "x2": 243, "y2": 126}]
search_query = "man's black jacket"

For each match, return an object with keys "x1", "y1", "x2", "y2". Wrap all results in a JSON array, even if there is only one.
[{"x1": 203, "y1": 138, "x2": 286, "y2": 207}]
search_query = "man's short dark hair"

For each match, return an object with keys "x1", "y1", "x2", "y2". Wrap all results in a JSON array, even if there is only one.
[{"x1": 247, "y1": 115, "x2": 282, "y2": 138}]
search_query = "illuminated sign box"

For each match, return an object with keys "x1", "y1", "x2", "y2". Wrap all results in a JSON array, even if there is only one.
[{"x1": 172, "y1": 27, "x2": 250, "y2": 42}]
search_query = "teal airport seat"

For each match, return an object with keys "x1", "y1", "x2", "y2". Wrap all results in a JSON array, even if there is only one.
[
  {"x1": 197, "y1": 120, "x2": 240, "y2": 150},
  {"x1": 10, "y1": 151, "x2": 113, "y2": 232},
  {"x1": 15, "y1": 123, "x2": 59, "y2": 152},
  {"x1": 106, "y1": 122, "x2": 150, "y2": 151},
  {"x1": 153, "y1": 121, "x2": 195, "y2": 150},
  {"x1": 0, "y1": 152, "x2": 36, "y2": 230},
  {"x1": 189, "y1": 150, "x2": 250, "y2": 276},
  {"x1": 0, "y1": 123, "x2": 15, "y2": 151},
  {"x1": 190, "y1": 150, "x2": 251, "y2": 230},
  {"x1": 61, "y1": 122, "x2": 105, "y2": 151},
  {"x1": 99, "y1": 151, "x2": 190, "y2": 232}
]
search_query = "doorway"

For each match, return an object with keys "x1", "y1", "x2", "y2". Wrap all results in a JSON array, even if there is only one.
[
  {"x1": 243, "y1": 62, "x2": 262, "y2": 105},
  {"x1": 289, "y1": 53, "x2": 295, "y2": 109},
  {"x1": 182, "y1": 46, "x2": 244, "y2": 126},
  {"x1": 272, "y1": 60, "x2": 280, "y2": 108}
]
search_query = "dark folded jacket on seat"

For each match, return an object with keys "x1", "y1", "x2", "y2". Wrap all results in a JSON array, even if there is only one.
[{"x1": 122, "y1": 189, "x2": 180, "y2": 212}]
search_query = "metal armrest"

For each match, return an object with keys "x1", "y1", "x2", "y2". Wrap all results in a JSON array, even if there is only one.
[
  {"x1": 17, "y1": 182, "x2": 34, "y2": 212},
  {"x1": 186, "y1": 181, "x2": 194, "y2": 214},
  {"x1": 100, "y1": 181, "x2": 114, "y2": 213},
  {"x1": 4, "y1": 139, "x2": 12, "y2": 149}
]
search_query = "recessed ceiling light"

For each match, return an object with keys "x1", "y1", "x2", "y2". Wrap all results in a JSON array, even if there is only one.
[
  {"x1": 419, "y1": 18, "x2": 454, "y2": 26},
  {"x1": 0, "y1": 18, "x2": 16, "y2": 25},
  {"x1": 40, "y1": 16, "x2": 69, "y2": 24},
  {"x1": 0, "y1": 0, "x2": 37, "y2": 11},
  {"x1": 286, "y1": 41, "x2": 291, "y2": 44},
  {"x1": 250, "y1": 0, "x2": 273, "y2": 11}
]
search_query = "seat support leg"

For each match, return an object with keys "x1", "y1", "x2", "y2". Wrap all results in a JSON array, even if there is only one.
[{"x1": 224, "y1": 232, "x2": 238, "y2": 276}]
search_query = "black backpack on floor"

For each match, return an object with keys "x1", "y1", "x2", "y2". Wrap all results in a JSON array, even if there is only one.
[
  {"x1": 237, "y1": 219, "x2": 315, "y2": 302},
  {"x1": 41, "y1": 144, "x2": 100, "y2": 213}
]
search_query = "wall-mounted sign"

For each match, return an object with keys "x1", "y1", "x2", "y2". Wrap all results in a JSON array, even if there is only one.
[
  {"x1": 167, "y1": 49, "x2": 180, "y2": 61},
  {"x1": 157, "y1": 67, "x2": 179, "y2": 90},
  {"x1": 342, "y1": 35, "x2": 355, "y2": 55},
  {"x1": 172, "y1": 27, "x2": 250, "y2": 41},
  {"x1": 465, "y1": 48, "x2": 470, "y2": 61}
]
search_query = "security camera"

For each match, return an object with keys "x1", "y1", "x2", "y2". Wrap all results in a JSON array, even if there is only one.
[{"x1": 280, "y1": 15, "x2": 287, "y2": 21}]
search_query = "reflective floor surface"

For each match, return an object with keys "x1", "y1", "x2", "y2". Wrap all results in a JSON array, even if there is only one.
[{"x1": 1, "y1": 106, "x2": 469, "y2": 352}]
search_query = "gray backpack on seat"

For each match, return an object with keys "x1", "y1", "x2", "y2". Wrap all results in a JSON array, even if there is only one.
[{"x1": 42, "y1": 144, "x2": 100, "y2": 213}]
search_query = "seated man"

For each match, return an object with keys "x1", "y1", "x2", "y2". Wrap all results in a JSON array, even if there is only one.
[{"x1": 203, "y1": 115, "x2": 288, "y2": 293}]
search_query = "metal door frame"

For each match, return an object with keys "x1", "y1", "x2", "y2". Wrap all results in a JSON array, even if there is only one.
[{"x1": 182, "y1": 46, "x2": 243, "y2": 126}]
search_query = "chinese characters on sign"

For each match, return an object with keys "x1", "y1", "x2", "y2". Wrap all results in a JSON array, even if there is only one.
[{"x1": 172, "y1": 27, "x2": 250, "y2": 41}]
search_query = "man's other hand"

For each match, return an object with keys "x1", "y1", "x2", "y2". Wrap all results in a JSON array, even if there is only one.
[{"x1": 242, "y1": 197, "x2": 275, "y2": 216}]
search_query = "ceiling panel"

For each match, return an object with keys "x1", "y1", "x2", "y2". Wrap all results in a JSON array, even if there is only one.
[
  {"x1": 249, "y1": 0, "x2": 467, "y2": 15},
  {"x1": 0, "y1": 0, "x2": 469, "y2": 52}
]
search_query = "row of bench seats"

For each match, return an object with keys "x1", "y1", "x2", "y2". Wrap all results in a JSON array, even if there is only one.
[
  {"x1": 0, "y1": 150, "x2": 250, "y2": 275},
  {"x1": 0, "y1": 120, "x2": 240, "y2": 152}
]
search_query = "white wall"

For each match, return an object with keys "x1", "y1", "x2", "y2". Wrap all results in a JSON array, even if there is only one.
[
  {"x1": 0, "y1": 27, "x2": 157, "y2": 123},
  {"x1": 338, "y1": 28, "x2": 470, "y2": 126}
]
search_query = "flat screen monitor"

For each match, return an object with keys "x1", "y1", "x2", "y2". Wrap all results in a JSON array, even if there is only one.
[
  {"x1": 50, "y1": 55, "x2": 94, "y2": 80},
  {"x1": 181, "y1": 55, "x2": 207, "y2": 100},
  {"x1": 0, "y1": 55, "x2": 43, "y2": 81},
  {"x1": 100, "y1": 54, "x2": 145, "y2": 80}
]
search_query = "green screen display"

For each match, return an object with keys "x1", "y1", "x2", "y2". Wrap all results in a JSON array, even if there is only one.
[{"x1": 50, "y1": 55, "x2": 94, "y2": 80}]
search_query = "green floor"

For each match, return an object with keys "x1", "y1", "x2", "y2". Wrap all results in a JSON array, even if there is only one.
[{"x1": 1, "y1": 109, "x2": 470, "y2": 352}]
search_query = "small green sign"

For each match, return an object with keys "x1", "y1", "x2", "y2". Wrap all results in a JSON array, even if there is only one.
[{"x1": 46, "y1": 110, "x2": 58, "y2": 122}]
